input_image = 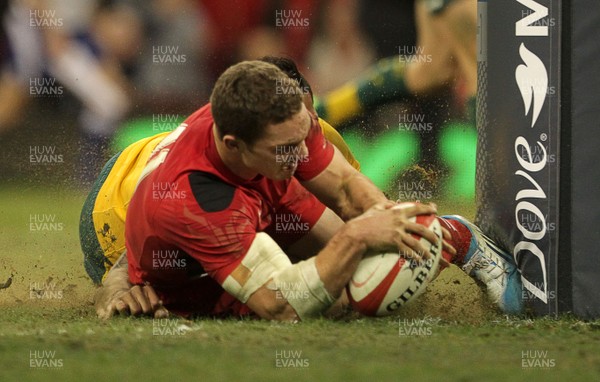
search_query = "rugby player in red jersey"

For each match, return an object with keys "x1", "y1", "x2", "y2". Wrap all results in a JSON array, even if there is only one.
[
  {"x1": 95, "y1": 60, "x2": 522, "y2": 320},
  {"x1": 94, "y1": 60, "x2": 447, "y2": 320}
]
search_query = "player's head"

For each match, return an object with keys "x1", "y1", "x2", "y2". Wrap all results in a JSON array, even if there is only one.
[
  {"x1": 259, "y1": 56, "x2": 311, "y2": 95},
  {"x1": 259, "y1": 56, "x2": 315, "y2": 110},
  {"x1": 211, "y1": 60, "x2": 303, "y2": 147},
  {"x1": 211, "y1": 60, "x2": 311, "y2": 180}
]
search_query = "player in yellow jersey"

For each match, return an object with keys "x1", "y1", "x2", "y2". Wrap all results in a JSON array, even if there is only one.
[
  {"x1": 79, "y1": 56, "x2": 361, "y2": 285},
  {"x1": 79, "y1": 132, "x2": 168, "y2": 284},
  {"x1": 315, "y1": 0, "x2": 476, "y2": 127}
]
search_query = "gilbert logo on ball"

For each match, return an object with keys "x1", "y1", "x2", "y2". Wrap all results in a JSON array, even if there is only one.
[{"x1": 347, "y1": 203, "x2": 443, "y2": 316}]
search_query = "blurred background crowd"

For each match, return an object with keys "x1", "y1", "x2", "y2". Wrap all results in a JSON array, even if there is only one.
[{"x1": 0, "y1": 0, "x2": 474, "y2": 197}]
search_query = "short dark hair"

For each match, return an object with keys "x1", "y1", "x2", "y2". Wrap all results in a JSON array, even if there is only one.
[
  {"x1": 210, "y1": 60, "x2": 303, "y2": 147},
  {"x1": 259, "y1": 56, "x2": 314, "y2": 101}
]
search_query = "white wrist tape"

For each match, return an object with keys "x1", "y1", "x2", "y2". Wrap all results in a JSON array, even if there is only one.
[
  {"x1": 270, "y1": 257, "x2": 336, "y2": 320},
  {"x1": 221, "y1": 233, "x2": 335, "y2": 319},
  {"x1": 222, "y1": 232, "x2": 292, "y2": 303}
]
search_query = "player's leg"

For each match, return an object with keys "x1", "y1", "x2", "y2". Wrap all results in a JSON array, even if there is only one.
[
  {"x1": 405, "y1": 0, "x2": 456, "y2": 95},
  {"x1": 315, "y1": 56, "x2": 413, "y2": 126},
  {"x1": 409, "y1": 0, "x2": 477, "y2": 125},
  {"x1": 314, "y1": 0, "x2": 464, "y2": 126},
  {"x1": 442, "y1": 0, "x2": 477, "y2": 125},
  {"x1": 437, "y1": 215, "x2": 524, "y2": 314},
  {"x1": 441, "y1": 0, "x2": 477, "y2": 98},
  {"x1": 315, "y1": 0, "x2": 449, "y2": 126}
]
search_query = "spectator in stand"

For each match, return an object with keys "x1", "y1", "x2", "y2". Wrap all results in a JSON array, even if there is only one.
[{"x1": 0, "y1": 0, "x2": 142, "y2": 184}]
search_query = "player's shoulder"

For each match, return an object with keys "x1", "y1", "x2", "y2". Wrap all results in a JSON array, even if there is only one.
[
  {"x1": 295, "y1": 114, "x2": 335, "y2": 181},
  {"x1": 187, "y1": 171, "x2": 237, "y2": 212},
  {"x1": 183, "y1": 103, "x2": 213, "y2": 127},
  {"x1": 186, "y1": 171, "x2": 262, "y2": 216}
]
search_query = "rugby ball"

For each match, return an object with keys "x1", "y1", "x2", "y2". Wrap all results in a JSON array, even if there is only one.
[{"x1": 347, "y1": 205, "x2": 443, "y2": 316}]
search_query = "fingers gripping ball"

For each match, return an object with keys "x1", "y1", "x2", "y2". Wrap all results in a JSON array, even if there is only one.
[{"x1": 347, "y1": 204, "x2": 443, "y2": 316}]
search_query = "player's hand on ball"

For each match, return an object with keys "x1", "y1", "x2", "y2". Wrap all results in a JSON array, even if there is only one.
[
  {"x1": 348, "y1": 202, "x2": 438, "y2": 264},
  {"x1": 393, "y1": 201, "x2": 454, "y2": 268},
  {"x1": 367, "y1": 200, "x2": 397, "y2": 211},
  {"x1": 347, "y1": 202, "x2": 448, "y2": 316}
]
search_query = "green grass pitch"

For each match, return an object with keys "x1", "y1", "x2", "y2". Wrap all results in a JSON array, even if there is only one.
[{"x1": 1, "y1": 187, "x2": 599, "y2": 382}]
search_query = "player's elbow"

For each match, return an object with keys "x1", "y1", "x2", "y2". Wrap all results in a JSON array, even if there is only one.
[
  {"x1": 261, "y1": 300, "x2": 300, "y2": 322},
  {"x1": 247, "y1": 287, "x2": 300, "y2": 322}
]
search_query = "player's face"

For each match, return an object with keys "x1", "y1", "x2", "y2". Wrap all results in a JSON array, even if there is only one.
[{"x1": 243, "y1": 104, "x2": 311, "y2": 180}]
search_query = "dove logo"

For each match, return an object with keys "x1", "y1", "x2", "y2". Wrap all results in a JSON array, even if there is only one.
[
  {"x1": 515, "y1": 0, "x2": 549, "y2": 36},
  {"x1": 515, "y1": 0, "x2": 549, "y2": 127},
  {"x1": 512, "y1": 0, "x2": 551, "y2": 305},
  {"x1": 515, "y1": 43, "x2": 548, "y2": 128}
]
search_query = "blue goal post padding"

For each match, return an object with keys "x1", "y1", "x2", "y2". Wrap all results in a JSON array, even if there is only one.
[{"x1": 476, "y1": 0, "x2": 600, "y2": 318}]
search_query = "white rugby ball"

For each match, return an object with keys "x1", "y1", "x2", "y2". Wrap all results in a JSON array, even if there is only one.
[{"x1": 347, "y1": 206, "x2": 443, "y2": 316}]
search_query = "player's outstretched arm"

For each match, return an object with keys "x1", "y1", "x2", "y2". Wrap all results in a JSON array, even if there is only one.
[
  {"x1": 94, "y1": 254, "x2": 168, "y2": 320},
  {"x1": 302, "y1": 146, "x2": 390, "y2": 220},
  {"x1": 228, "y1": 203, "x2": 439, "y2": 321}
]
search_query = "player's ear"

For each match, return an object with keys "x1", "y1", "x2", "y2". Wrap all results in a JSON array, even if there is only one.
[
  {"x1": 303, "y1": 94, "x2": 315, "y2": 114},
  {"x1": 223, "y1": 135, "x2": 243, "y2": 151}
]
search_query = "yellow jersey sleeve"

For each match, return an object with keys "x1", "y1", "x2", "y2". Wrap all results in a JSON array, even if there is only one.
[{"x1": 318, "y1": 117, "x2": 361, "y2": 171}]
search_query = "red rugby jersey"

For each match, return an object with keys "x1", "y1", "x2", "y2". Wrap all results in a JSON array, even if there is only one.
[{"x1": 125, "y1": 103, "x2": 334, "y2": 316}]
